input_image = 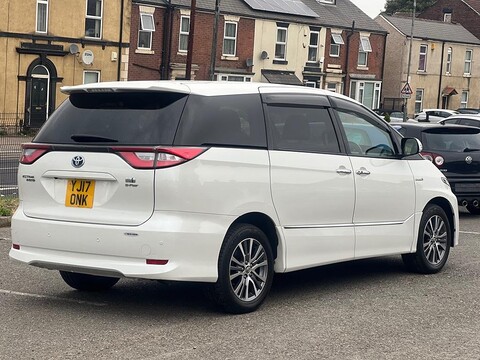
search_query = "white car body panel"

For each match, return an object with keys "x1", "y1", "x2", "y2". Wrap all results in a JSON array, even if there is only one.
[{"x1": 10, "y1": 81, "x2": 460, "y2": 286}]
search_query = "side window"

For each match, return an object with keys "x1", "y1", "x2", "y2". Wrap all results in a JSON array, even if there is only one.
[
  {"x1": 174, "y1": 94, "x2": 266, "y2": 147},
  {"x1": 460, "y1": 119, "x2": 480, "y2": 128},
  {"x1": 335, "y1": 108, "x2": 396, "y2": 158},
  {"x1": 443, "y1": 119, "x2": 459, "y2": 125},
  {"x1": 266, "y1": 105, "x2": 340, "y2": 153}
]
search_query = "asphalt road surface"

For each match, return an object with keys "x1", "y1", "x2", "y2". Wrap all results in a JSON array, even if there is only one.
[{"x1": 0, "y1": 210, "x2": 479, "y2": 360}]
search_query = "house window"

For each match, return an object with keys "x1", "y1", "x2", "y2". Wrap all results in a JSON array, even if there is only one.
[
  {"x1": 85, "y1": 0, "x2": 103, "y2": 39},
  {"x1": 446, "y1": 47, "x2": 452, "y2": 74},
  {"x1": 464, "y1": 49, "x2": 473, "y2": 75},
  {"x1": 418, "y1": 44, "x2": 427, "y2": 71},
  {"x1": 36, "y1": 0, "x2": 48, "y2": 33},
  {"x1": 305, "y1": 81, "x2": 317, "y2": 88},
  {"x1": 138, "y1": 13, "x2": 155, "y2": 50},
  {"x1": 460, "y1": 91, "x2": 469, "y2": 108},
  {"x1": 444, "y1": 13, "x2": 452, "y2": 22},
  {"x1": 217, "y1": 74, "x2": 252, "y2": 82},
  {"x1": 83, "y1": 71, "x2": 100, "y2": 84},
  {"x1": 330, "y1": 33, "x2": 344, "y2": 57},
  {"x1": 358, "y1": 36, "x2": 372, "y2": 67},
  {"x1": 308, "y1": 31, "x2": 320, "y2": 62},
  {"x1": 223, "y1": 21, "x2": 237, "y2": 56},
  {"x1": 275, "y1": 26, "x2": 288, "y2": 60},
  {"x1": 327, "y1": 83, "x2": 338, "y2": 92},
  {"x1": 350, "y1": 81, "x2": 381, "y2": 109},
  {"x1": 179, "y1": 16, "x2": 190, "y2": 52},
  {"x1": 319, "y1": 0, "x2": 335, "y2": 3},
  {"x1": 415, "y1": 89, "x2": 424, "y2": 114}
]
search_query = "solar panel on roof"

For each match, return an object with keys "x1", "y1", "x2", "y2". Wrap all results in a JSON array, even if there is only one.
[{"x1": 243, "y1": 0, "x2": 318, "y2": 18}]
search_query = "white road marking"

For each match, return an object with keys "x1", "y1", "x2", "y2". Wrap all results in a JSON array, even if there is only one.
[
  {"x1": 0, "y1": 288, "x2": 107, "y2": 306},
  {"x1": 460, "y1": 231, "x2": 480, "y2": 235}
]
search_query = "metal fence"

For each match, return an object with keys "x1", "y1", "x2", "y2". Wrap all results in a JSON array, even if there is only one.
[{"x1": 0, "y1": 113, "x2": 37, "y2": 197}]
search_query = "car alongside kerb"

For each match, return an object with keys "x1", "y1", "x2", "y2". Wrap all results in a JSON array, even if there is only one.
[{"x1": 10, "y1": 81, "x2": 459, "y2": 313}]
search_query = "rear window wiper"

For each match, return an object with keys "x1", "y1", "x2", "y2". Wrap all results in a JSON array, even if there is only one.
[
  {"x1": 463, "y1": 148, "x2": 480, "y2": 152},
  {"x1": 71, "y1": 134, "x2": 118, "y2": 143}
]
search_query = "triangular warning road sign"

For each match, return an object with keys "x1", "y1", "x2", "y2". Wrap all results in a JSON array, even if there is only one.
[{"x1": 401, "y1": 83, "x2": 413, "y2": 95}]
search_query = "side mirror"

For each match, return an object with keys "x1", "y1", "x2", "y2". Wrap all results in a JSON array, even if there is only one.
[{"x1": 401, "y1": 137, "x2": 423, "y2": 156}]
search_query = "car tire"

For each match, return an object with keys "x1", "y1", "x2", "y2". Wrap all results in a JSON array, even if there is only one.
[
  {"x1": 212, "y1": 224, "x2": 274, "y2": 314},
  {"x1": 402, "y1": 204, "x2": 451, "y2": 274},
  {"x1": 466, "y1": 204, "x2": 480, "y2": 215},
  {"x1": 60, "y1": 271, "x2": 120, "y2": 291}
]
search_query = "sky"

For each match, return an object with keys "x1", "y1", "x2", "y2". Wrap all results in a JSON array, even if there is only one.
[{"x1": 349, "y1": 0, "x2": 386, "y2": 19}]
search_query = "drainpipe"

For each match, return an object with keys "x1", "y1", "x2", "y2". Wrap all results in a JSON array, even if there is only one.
[
  {"x1": 380, "y1": 32, "x2": 387, "y2": 109},
  {"x1": 437, "y1": 41, "x2": 445, "y2": 108},
  {"x1": 160, "y1": 0, "x2": 172, "y2": 79},
  {"x1": 343, "y1": 21, "x2": 355, "y2": 96},
  {"x1": 209, "y1": 0, "x2": 221, "y2": 81},
  {"x1": 117, "y1": 0, "x2": 125, "y2": 80},
  {"x1": 185, "y1": 0, "x2": 196, "y2": 79}
]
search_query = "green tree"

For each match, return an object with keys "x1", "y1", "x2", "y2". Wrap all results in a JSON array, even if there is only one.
[{"x1": 384, "y1": 0, "x2": 437, "y2": 15}]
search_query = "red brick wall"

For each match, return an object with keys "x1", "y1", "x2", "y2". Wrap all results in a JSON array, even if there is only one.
[
  {"x1": 418, "y1": 0, "x2": 480, "y2": 39},
  {"x1": 129, "y1": 5, "x2": 255, "y2": 81},
  {"x1": 325, "y1": 29, "x2": 385, "y2": 94},
  {"x1": 128, "y1": 4, "x2": 165, "y2": 80}
]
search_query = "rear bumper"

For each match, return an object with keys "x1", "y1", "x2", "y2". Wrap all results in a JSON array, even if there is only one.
[
  {"x1": 10, "y1": 207, "x2": 233, "y2": 282},
  {"x1": 449, "y1": 179, "x2": 480, "y2": 204}
]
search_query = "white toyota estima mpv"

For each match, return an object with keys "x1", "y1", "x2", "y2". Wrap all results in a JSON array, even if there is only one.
[{"x1": 10, "y1": 81, "x2": 459, "y2": 313}]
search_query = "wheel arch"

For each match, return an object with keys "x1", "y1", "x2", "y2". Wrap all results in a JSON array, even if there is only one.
[
  {"x1": 425, "y1": 197, "x2": 456, "y2": 247},
  {"x1": 229, "y1": 212, "x2": 280, "y2": 260}
]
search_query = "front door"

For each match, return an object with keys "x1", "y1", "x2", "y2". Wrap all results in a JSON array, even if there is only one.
[{"x1": 28, "y1": 65, "x2": 50, "y2": 128}]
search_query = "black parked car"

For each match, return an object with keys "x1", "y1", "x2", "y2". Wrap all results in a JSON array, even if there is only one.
[{"x1": 393, "y1": 123, "x2": 480, "y2": 214}]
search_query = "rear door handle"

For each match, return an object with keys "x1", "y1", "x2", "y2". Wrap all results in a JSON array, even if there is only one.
[{"x1": 356, "y1": 168, "x2": 371, "y2": 176}]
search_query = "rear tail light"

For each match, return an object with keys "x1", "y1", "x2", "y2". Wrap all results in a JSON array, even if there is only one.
[
  {"x1": 113, "y1": 147, "x2": 207, "y2": 169},
  {"x1": 421, "y1": 151, "x2": 444, "y2": 167},
  {"x1": 20, "y1": 144, "x2": 51, "y2": 164}
]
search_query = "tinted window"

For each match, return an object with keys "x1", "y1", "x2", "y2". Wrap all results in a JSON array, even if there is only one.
[
  {"x1": 442, "y1": 119, "x2": 459, "y2": 125},
  {"x1": 266, "y1": 105, "x2": 340, "y2": 153},
  {"x1": 34, "y1": 92, "x2": 187, "y2": 145},
  {"x1": 459, "y1": 119, "x2": 480, "y2": 128},
  {"x1": 175, "y1": 94, "x2": 266, "y2": 147},
  {"x1": 423, "y1": 129, "x2": 480, "y2": 152}
]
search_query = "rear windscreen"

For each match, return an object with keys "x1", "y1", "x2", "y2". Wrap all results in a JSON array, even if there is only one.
[
  {"x1": 34, "y1": 92, "x2": 188, "y2": 145},
  {"x1": 423, "y1": 130, "x2": 480, "y2": 152}
]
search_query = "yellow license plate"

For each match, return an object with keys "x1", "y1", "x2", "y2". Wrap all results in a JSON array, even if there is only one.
[{"x1": 65, "y1": 179, "x2": 95, "y2": 208}]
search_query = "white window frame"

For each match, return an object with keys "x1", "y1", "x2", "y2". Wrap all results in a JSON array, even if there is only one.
[
  {"x1": 275, "y1": 26, "x2": 288, "y2": 61},
  {"x1": 418, "y1": 44, "x2": 428, "y2": 72},
  {"x1": 350, "y1": 81, "x2": 381, "y2": 109},
  {"x1": 330, "y1": 33, "x2": 344, "y2": 57},
  {"x1": 179, "y1": 16, "x2": 190, "y2": 53},
  {"x1": 85, "y1": 0, "x2": 103, "y2": 39},
  {"x1": 446, "y1": 47, "x2": 452, "y2": 74},
  {"x1": 327, "y1": 82, "x2": 338, "y2": 92},
  {"x1": 358, "y1": 36, "x2": 371, "y2": 67},
  {"x1": 444, "y1": 13, "x2": 452, "y2": 22},
  {"x1": 222, "y1": 21, "x2": 238, "y2": 57},
  {"x1": 460, "y1": 90, "x2": 469, "y2": 108},
  {"x1": 83, "y1": 70, "x2": 100, "y2": 84},
  {"x1": 305, "y1": 81, "x2": 317, "y2": 88},
  {"x1": 319, "y1": 0, "x2": 335, "y2": 3},
  {"x1": 138, "y1": 13, "x2": 155, "y2": 50},
  {"x1": 36, "y1": 0, "x2": 48, "y2": 33},
  {"x1": 308, "y1": 30, "x2": 320, "y2": 62},
  {"x1": 415, "y1": 88, "x2": 424, "y2": 114},
  {"x1": 464, "y1": 49, "x2": 473, "y2": 75},
  {"x1": 216, "y1": 74, "x2": 252, "y2": 82}
]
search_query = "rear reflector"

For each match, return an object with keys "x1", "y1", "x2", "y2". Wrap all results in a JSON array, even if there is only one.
[
  {"x1": 146, "y1": 259, "x2": 169, "y2": 265},
  {"x1": 20, "y1": 144, "x2": 51, "y2": 164},
  {"x1": 12, "y1": 244, "x2": 20, "y2": 250}
]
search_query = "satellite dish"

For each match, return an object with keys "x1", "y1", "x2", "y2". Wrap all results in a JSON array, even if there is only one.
[
  {"x1": 260, "y1": 51, "x2": 269, "y2": 60},
  {"x1": 82, "y1": 50, "x2": 94, "y2": 65},
  {"x1": 246, "y1": 58, "x2": 254, "y2": 67},
  {"x1": 69, "y1": 44, "x2": 79, "y2": 55}
]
